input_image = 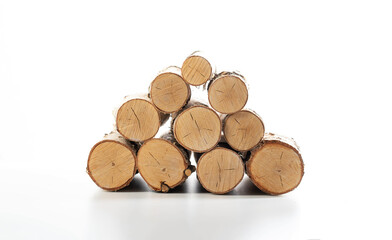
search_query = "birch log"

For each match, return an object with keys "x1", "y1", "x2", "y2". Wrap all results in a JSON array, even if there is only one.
[
  {"x1": 172, "y1": 101, "x2": 221, "y2": 152},
  {"x1": 149, "y1": 66, "x2": 191, "y2": 113},
  {"x1": 195, "y1": 143, "x2": 245, "y2": 194},
  {"x1": 116, "y1": 95, "x2": 169, "y2": 142},
  {"x1": 208, "y1": 72, "x2": 248, "y2": 114},
  {"x1": 137, "y1": 133, "x2": 195, "y2": 192},
  {"x1": 87, "y1": 131, "x2": 138, "y2": 191},
  {"x1": 181, "y1": 53, "x2": 213, "y2": 86},
  {"x1": 246, "y1": 133, "x2": 304, "y2": 195},
  {"x1": 223, "y1": 109, "x2": 265, "y2": 151}
]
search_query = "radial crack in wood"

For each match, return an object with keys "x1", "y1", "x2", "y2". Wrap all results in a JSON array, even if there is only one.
[
  {"x1": 150, "y1": 70, "x2": 190, "y2": 113},
  {"x1": 246, "y1": 133, "x2": 304, "y2": 195},
  {"x1": 173, "y1": 105, "x2": 221, "y2": 152},
  {"x1": 181, "y1": 55, "x2": 212, "y2": 86},
  {"x1": 208, "y1": 72, "x2": 248, "y2": 114},
  {"x1": 137, "y1": 137, "x2": 193, "y2": 192},
  {"x1": 116, "y1": 97, "x2": 167, "y2": 142},
  {"x1": 223, "y1": 110, "x2": 265, "y2": 151},
  {"x1": 196, "y1": 147, "x2": 244, "y2": 194},
  {"x1": 87, "y1": 131, "x2": 137, "y2": 191}
]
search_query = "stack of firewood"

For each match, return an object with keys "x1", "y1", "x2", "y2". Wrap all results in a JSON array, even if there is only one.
[{"x1": 87, "y1": 52, "x2": 304, "y2": 195}]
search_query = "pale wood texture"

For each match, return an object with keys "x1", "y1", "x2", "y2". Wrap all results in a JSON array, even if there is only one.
[
  {"x1": 223, "y1": 110, "x2": 265, "y2": 151},
  {"x1": 195, "y1": 145, "x2": 245, "y2": 194},
  {"x1": 181, "y1": 54, "x2": 212, "y2": 86},
  {"x1": 208, "y1": 72, "x2": 248, "y2": 114},
  {"x1": 87, "y1": 131, "x2": 138, "y2": 191},
  {"x1": 116, "y1": 96, "x2": 169, "y2": 142},
  {"x1": 149, "y1": 66, "x2": 191, "y2": 113},
  {"x1": 137, "y1": 134, "x2": 195, "y2": 192},
  {"x1": 246, "y1": 133, "x2": 304, "y2": 195},
  {"x1": 172, "y1": 102, "x2": 221, "y2": 152}
]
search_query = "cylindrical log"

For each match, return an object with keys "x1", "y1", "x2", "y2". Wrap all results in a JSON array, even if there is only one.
[
  {"x1": 137, "y1": 133, "x2": 195, "y2": 192},
  {"x1": 208, "y1": 72, "x2": 248, "y2": 114},
  {"x1": 87, "y1": 131, "x2": 138, "y2": 191},
  {"x1": 181, "y1": 53, "x2": 213, "y2": 86},
  {"x1": 246, "y1": 133, "x2": 304, "y2": 195},
  {"x1": 149, "y1": 66, "x2": 191, "y2": 113},
  {"x1": 223, "y1": 110, "x2": 265, "y2": 151},
  {"x1": 195, "y1": 143, "x2": 245, "y2": 194},
  {"x1": 172, "y1": 101, "x2": 221, "y2": 152},
  {"x1": 116, "y1": 95, "x2": 169, "y2": 142}
]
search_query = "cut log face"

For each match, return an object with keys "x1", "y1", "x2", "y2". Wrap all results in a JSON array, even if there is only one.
[
  {"x1": 246, "y1": 133, "x2": 304, "y2": 195},
  {"x1": 137, "y1": 138, "x2": 193, "y2": 192},
  {"x1": 87, "y1": 132, "x2": 137, "y2": 191},
  {"x1": 181, "y1": 55, "x2": 212, "y2": 86},
  {"x1": 196, "y1": 147, "x2": 244, "y2": 194},
  {"x1": 208, "y1": 73, "x2": 248, "y2": 114},
  {"x1": 223, "y1": 110, "x2": 265, "y2": 151},
  {"x1": 116, "y1": 98, "x2": 162, "y2": 142},
  {"x1": 173, "y1": 106, "x2": 221, "y2": 152},
  {"x1": 150, "y1": 72, "x2": 190, "y2": 113}
]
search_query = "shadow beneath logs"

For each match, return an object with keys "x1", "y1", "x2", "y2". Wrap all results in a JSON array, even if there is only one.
[
  {"x1": 193, "y1": 180, "x2": 210, "y2": 194},
  {"x1": 114, "y1": 175, "x2": 277, "y2": 197},
  {"x1": 118, "y1": 175, "x2": 151, "y2": 192},
  {"x1": 228, "y1": 177, "x2": 270, "y2": 196},
  {"x1": 119, "y1": 175, "x2": 193, "y2": 194},
  {"x1": 166, "y1": 181, "x2": 191, "y2": 194}
]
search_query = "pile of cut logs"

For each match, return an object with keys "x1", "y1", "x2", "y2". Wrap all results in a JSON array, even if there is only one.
[{"x1": 87, "y1": 52, "x2": 304, "y2": 195}]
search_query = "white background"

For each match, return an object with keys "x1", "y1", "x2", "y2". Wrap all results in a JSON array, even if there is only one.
[{"x1": 1, "y1": 0, "x2": 392, "y2": 239}]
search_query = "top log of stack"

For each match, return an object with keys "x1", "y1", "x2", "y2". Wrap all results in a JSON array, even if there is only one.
[{"x1": 87, "y1": 51, "x2": 304, "y2": 194}]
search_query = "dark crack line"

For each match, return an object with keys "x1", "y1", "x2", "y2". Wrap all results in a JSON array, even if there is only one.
[
  {"x1": 217, "y1": 160, "x2": 222, "y2": 187},
  {"x1": 279, "y1": 175, "x2": 284, "y2": 188},
  {"x1": 149, "y1": 152, "x2": 160, "y2": 165},
  {"x1": 280, "y1": 152, "x2": 284, "y2": 165},
  {"x1": 194, "y1": 120, "x2": 201, "y2": 134},
  {"x1": 183, "y1": 133, "x2": 191, "y2": 138},
  {"x1": 234, "y1": 118, "x2": 241, "y2": 125},
  {"x1": 131, "y1": 107, "x2": 141, "y2": 130}
]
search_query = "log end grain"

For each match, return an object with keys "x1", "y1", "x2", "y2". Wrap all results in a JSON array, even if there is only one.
[
  {"x1": 116, "y1": 98, "x2": 161, "y2": 142},
  {"x1": 208, "y1": 74, "x2": 248, "y2": 114},
  {"x1": 87, "y1": 140, "x2": 137, "y2": 191},
  {"x1": 223, "y1": 110, "x2": 265, "y2": 151},
  {"x1": 181, "y1": 56, "x2": 212, "y2": 86},
  {"x1": 246, "y1": 135, "x2": 304, "y2": 195},
  {"x1": 197, "y1": 147, "x2": 245, "y2": 194},
  {"x1": 137, "y1": 139, "x2": 192, "y2": 192},
  {"x1": 173, "y1": 106, "x2": 221, "y2": 152},
  {"x1": 150, "y1": 72, "x2": 190, "y2": 113}
]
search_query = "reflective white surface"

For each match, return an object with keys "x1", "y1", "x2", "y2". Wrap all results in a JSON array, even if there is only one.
[{"x1": 0, "y1": 167, "x2": 303, "y2": 240}]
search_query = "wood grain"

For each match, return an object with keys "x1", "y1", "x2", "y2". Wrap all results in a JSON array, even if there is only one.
[
  {"x1": 149, "y1": 67, "x2": 191, "y2": 113},
  {"x1": 87, "y1": 131, "x2": 137, "y2": 191},
  {"x1": 246, "y1": 133, "x2": 304, "y2": 195},
  {"x1": 173, "y1": 103, "x2": 221, "y2": 152},
  {"x1": 116, "y1": 97, "x2": 168, "y2": 142},
  {"x1": 181, "y1": 55, "x2": 212, "y2": 86},
  {"x1": 196, "y1": 146, "x2": 244, "y2": 194},
  {"x1": 223, "y1": 110, "x2": 265, "y2": 151},
  {"x1": 137, "y1": 136, "x2": 194, "y2": 192},
  {"x1": 208, "y1": 72, "x2": 248, "y2": 114}
]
